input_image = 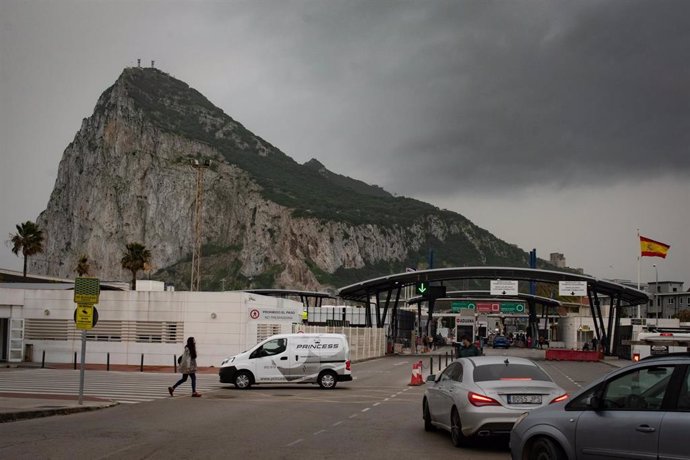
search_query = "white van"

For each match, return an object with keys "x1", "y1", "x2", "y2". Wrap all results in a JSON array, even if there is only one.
[{"x1": 219, "y1": 333, "x2": 352, "y2": 389}]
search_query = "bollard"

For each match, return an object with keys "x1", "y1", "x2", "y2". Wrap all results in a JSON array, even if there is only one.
[
  {"x1": 430, "y1": 356, "x2": 433, "y2": 373},
  {"x1": 445, "y1": 351, "x2": 448, "y2": 367},
  {"x1": 107, "y1": 352, "x2": 110, "y2": 371},
  {"x1": 74, "y1": 351, "x2": 77, "y2": 370},
  {"x1": 438, "y1": 354, "x2": 441, "y2": 371},
  {"x1": 174, "y1": 355, "x2": 177, "y2": 373},
  {"x1": 140, "y1": 354, "x2": 144, "y2": 372},
  {"x1": 42, "y1": 350, "x2": 46, "y2": 368}
]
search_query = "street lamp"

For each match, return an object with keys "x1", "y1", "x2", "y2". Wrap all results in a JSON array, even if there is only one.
[{"x1": 652, "y1": 264, "x2": 659, "y2": 324}]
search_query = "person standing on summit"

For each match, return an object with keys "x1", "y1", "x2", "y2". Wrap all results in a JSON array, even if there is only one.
[{"x1": 169, "y1": 337, "x2": 201, "y2": 397}]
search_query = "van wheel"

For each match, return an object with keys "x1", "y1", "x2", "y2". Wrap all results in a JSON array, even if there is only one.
[
  {"x1": 234, "y1": 371, "x2": 253, "y2": 389},
  {"x1": 318, "y1": 371, "x2": 337, "y2": 389}
]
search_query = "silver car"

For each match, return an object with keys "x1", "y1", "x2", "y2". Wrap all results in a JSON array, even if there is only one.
[
  {"x1": 423, "y1": 356, "x2": 568, "y2": 447},
  {"x1": 510, "y1": 354, "x2": 690, "y2": 460}
]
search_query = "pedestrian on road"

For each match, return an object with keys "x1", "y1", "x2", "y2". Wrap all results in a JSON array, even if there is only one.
[
  {"x1": 457, "y1": 335, "x2": 481, "y2": 358},
  {"x1": 169, "y1": 337, "x2": 201, "y2": 397}
]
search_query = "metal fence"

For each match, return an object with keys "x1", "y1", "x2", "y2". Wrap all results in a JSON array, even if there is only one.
[{"x1": 292, "y1": 324, "x2": 386, "y2": 362}]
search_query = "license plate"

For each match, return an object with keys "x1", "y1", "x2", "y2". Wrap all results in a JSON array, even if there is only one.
[{"x1": 508, "y1": 394, "x2": 542, "y2": 404}]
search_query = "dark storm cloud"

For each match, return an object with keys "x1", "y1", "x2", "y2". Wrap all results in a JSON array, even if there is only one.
[
  {"x1": 381, "y1": 0, "x2": 690, "y2": 194},
  {"x1": 227, "y1": 1, "x2": 690, "y2": 196}
]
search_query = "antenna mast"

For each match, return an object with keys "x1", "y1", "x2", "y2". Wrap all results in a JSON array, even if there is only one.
[{"x1": 190, "y1": 159, "x2": 211, "y2": 291}]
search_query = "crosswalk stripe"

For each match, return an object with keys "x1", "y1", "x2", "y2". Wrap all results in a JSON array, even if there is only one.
[{"x1": 0, "y1": 369, "x2": 224, "y2": 404}]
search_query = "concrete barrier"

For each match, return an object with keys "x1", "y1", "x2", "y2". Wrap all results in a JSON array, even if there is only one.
[{"x1": 545, "y1": 349, "x2": 603, "y2": 362}]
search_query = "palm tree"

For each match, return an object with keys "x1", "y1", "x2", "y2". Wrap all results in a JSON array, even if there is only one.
[
  {"x1": 121, "y1": 242, "x2": 151, "y2": 290},
  {"x1": 75, "y1": 255, "x2": 91, "y2": 277},
  {"x1": 10, "y1": 221, "x2": 44, "y2": 278}
]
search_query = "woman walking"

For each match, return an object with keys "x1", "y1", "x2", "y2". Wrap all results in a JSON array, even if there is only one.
[{"x1": 169, "y1": 337, "x2": 201, "y2": 397}]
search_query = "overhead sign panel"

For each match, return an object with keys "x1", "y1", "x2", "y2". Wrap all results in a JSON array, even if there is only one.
[
  {"x1": 490, "y1": 280, "x2": 518, "y2": 296},
  {"x1": 559, "y1": 281, "x2": 588, "y2": 297},
  {"x1": 415, "y1": 283, "x2": 446, "y2": 299},
  {"x1": 451, "y1": 301, "x2": 475, "y2": 312},
  {"x1": 477, "y1": 303, "x2": 500, "y2": 313},
  {"x1": 500, "y1": 303, "x2": 525, "y2": 313}
]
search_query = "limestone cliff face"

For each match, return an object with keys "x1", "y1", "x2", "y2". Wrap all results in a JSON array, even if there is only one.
[{"x1": 32, "y1": 68, "x2": 529, "y2": 290}]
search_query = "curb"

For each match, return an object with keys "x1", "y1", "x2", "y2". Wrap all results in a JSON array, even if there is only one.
[{"x1": 0, "y1": 401, "x2": 119, "y2": 424}]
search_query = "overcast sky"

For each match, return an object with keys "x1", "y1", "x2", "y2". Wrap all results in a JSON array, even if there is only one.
[{"x1": 1, "y1": 0, "x2": 688, "y2": 286}]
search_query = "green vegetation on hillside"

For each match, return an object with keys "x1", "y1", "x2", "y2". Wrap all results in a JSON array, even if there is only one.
[{"x1": 113, "y1": 68, "x2": 560, "y2": 289}]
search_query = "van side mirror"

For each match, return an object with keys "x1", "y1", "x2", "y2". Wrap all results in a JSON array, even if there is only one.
[{"x1": 426, "y1": 374, "x2": 436, "y2": 383}]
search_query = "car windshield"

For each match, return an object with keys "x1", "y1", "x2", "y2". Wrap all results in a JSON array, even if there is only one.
[{"x1": 474, "y1": 363, "x2": 551, "y2": 382}]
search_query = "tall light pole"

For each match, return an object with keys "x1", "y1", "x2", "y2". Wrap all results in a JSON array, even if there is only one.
[
  {"x1": 190, "y1": 159, "x2": 210, "y2": 292},
  {"x1": 652, "y1": 264, "x2": 659, "y2": 325}
]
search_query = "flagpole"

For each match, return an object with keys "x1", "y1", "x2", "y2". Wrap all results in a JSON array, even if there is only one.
[{"x1": 636, "y1": 228, "x2": 641, "y2": 318}]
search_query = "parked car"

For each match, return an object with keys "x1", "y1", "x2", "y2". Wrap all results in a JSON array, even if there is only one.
[
  {"x1": 492, "y1": 336, "x2": 511, "y2": 349},
  {"x1": 510, "y1": 353, "x2": 690, "y2": 460},
  {"x1": 423, "y1": 356, "x2": 567, "y2": 447}
]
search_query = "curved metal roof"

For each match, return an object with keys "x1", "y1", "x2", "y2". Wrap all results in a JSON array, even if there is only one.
[
  {"x1": 407, "y1": 290, "x2": 562, "y2": 307},
  {"x1": 338, "y1": 266, "x2": 649, "y2": 306},
  {"x1": 243, "y1": 289, "x2": 336, "y2": 299}
]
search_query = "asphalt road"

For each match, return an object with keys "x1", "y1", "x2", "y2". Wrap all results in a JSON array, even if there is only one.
[{"x1": 0, "y1": 350, "x2": 617, "y2": 460}]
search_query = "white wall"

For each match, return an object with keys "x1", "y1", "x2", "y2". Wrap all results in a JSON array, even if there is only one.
[{"x1": 2, "y1": 288, "x2": 302, "y2": 367}]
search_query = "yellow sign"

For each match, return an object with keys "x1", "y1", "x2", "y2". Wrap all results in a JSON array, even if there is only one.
[
  {"x1": 74, "y1": 277, "x2": 100, "y2": 304},
  {"x1": 75, "y1": 305, "x2": 95, "y2": 330}
]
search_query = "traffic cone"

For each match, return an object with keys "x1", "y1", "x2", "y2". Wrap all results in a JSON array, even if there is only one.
[{"x1": 408, "y1": 360, "x2": 424, "y2": 386}]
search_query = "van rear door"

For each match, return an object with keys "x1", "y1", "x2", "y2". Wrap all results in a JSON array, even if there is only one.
[{"x1": 289, "y1": 335, "x2": 321, "y2": 382}]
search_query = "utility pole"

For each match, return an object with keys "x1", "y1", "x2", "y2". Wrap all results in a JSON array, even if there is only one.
[{"x1": 190, "y1": 159, "x2": 211, "y2": 291}]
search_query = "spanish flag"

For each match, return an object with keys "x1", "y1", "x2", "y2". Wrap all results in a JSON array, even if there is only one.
[{"x1": 640, "y1": 235, "x2": 670, "y2": 258}]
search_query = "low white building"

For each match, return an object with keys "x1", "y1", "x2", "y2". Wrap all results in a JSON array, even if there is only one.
[{"x1": 0, "y1": 287, "x2": 303, "y2": 367}]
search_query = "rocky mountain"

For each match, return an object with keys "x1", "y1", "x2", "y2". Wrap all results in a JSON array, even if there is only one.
[{"x1": 32, "y1": 67, "x2": 549, "y2": 291}]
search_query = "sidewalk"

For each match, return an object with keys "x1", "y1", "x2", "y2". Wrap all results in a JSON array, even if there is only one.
[
  {"x1": 0, "y1": 362, "x2": 219, "y2": 423},
  {"x1": 0, "y1": 392, "x2": 118, "y2": 423}
]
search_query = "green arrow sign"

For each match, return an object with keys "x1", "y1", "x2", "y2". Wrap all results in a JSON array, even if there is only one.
[{"x1": 416, "y1": 282, "x2": 428, "y2": 295}]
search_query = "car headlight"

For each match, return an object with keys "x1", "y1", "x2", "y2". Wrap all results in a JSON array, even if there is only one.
[{"x1": 513, "y1": 411, "x2": 529, "y2": 429}]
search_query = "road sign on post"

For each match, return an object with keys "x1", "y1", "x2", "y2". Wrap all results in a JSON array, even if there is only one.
[
  {"x1": 74, "y1": 305, "x2": 99, "y2": 330},
  {"x1": 74, "y1": 277, "x2": 100, "y2": 304}
]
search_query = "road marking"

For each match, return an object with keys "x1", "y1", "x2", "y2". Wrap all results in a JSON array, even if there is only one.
[
  {"x1": 349, "y1": 414, "x2": 358, "y2": 418},
  {"x1": 332, "y1": 421, "x2": 343, "y2": 426},
  {"x1": 361, "y1": 407, "x2": 370, "y2": 412},
  {"x1": 393, "y1": 361, "x2": 409, "y2": 366},
  {"x1": 313, "y1": 430, "x2": 326, "y2": 435},
  {"x1": 287, "y1": 439, "x2": 303, "y2": 447},
  {"x1": 373, "y1": 402, "x2": 381, "y2": 406},
  {"x1": 384, "y1": 398, "x2": 389, "y2": 401},
  {"x1": 548, "y1": 365, "x2": 583, "y2": 388},
  {"x1": 390, "y1": 394, "x2": 397, "y2": 398}
]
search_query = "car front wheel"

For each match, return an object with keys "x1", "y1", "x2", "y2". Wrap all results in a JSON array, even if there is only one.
[
  {"x1": 423, "y1": 399, "x2": 435, "y2": 432},
  {"x1": 528, "y1": 436, "x2": 565, "y2": 460}
]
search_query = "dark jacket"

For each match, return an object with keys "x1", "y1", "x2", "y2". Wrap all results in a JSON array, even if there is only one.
[{"x1": 457, "y1": 343, "x2": 481, "y2": 357}]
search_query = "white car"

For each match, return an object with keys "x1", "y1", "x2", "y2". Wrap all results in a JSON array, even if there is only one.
[{"x1": 423, "y1": 356, "x2": 567, "y2": 447}]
